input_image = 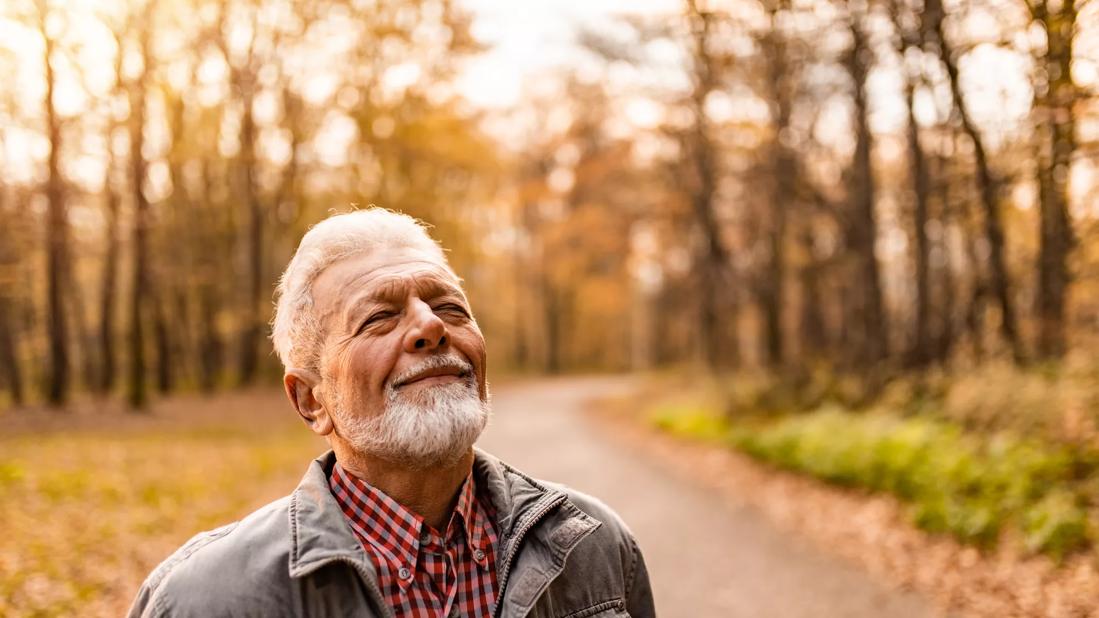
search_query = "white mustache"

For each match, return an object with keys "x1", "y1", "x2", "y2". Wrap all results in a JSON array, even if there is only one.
[{"x1": 389, "y1": 355, "x2": 474, "y2": 390}]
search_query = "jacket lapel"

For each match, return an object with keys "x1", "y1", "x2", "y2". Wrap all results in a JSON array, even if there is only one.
[
  {"x1": 473, "y1": 450, "x2": 602, "y2": 618},
  {"x1": 287, "y1": 452, "x2": 392, "y2": 617},
  {"x1": 288, "y1": 452, "x2": 372, "y2": 578}
]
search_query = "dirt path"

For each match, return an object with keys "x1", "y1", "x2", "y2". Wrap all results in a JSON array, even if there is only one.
[{"x1": 478, "y1": 375, "x2": 938, "y2": 618}]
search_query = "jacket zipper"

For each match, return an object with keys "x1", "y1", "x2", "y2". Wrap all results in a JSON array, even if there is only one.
[{"x1": 492, "y1": 494, "x2": 567, "y2": 618}]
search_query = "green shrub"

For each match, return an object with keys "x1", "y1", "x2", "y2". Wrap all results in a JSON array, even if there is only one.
[
  {"x1": 667, "y1": 406, "x2": 1095, "y2": 559},
  {"x1": 650, "y1": 405, "x2": 729, "y2": 441},
  {"x1": 1022, "y1": 490, "x2": 1090, "y2": 561}
]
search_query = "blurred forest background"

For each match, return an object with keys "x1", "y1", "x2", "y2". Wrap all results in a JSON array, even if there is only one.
[
  {"x1": 0, "y1": 0, "x2": 1097, "y2": 407},
  {"x1": 3, "y1": 0, "x2": 1099, "y2": 614}
]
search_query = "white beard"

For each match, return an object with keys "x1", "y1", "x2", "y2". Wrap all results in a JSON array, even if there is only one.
[{"x1": 329, "y1": 363, "x2": 490, "y2": 469}]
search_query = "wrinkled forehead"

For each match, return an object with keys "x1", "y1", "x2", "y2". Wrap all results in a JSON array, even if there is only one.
[
  {"x1": 360, "y1": 267, "x2": 465, "y2": 303},
  {"x1": 312, "y1": 247, "x2": 463, "y2": 314}
]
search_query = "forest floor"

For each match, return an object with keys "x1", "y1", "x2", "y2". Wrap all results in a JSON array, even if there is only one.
[{"x1": 0, "y1": 389, "x2": 326, "y2": 616}]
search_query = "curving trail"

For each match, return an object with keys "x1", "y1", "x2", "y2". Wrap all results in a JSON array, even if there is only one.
[{"x1": 477, "y1": 376, "x2": 938, "y2": 618}]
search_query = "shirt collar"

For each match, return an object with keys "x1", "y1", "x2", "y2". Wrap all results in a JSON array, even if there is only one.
[{"x1": 329, "y1": 463, "x2": 491, "y2": 588}]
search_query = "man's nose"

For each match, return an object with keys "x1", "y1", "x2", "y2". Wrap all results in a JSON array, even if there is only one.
[{"x1": 403, "y1": 299, "x2": 448, "y2": 352}]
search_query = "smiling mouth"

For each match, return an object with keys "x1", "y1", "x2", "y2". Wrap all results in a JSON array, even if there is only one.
[
  {"x1": 403, "y1": 373, "x2": 464, "y2": 387},
  {"x1": 392, "y1": 364, "x2": 472, "y2": 389}
]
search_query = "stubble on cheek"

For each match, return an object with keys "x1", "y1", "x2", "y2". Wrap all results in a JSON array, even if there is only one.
[
  {"x1": 467, "y1": 331, "x2": 489, "y2": 401},
  {"x1": 339, "y1": 338, "x2": 394, "y2": 414}
]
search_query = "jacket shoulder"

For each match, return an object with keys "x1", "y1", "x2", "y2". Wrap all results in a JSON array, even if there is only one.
[
  {"x1": 489, "y1": 457, "x2": 638, "y2": 556},
  {"x1": 537, "y1": 480, "x2": 642, "y2": 574},
  {"x1": 549, "y1": 482, "x2": 636, "y2": 540},
  {"x1": 128, "y1": 496, "x2": 294, "y2": 618},
  {"x1": 535, "y1": 481, "x2": 656, "y2": 618}
]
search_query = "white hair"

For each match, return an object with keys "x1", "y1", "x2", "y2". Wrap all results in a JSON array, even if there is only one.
[{"x1": 271, "y1": 208, "x2": 451, "y2": 372}]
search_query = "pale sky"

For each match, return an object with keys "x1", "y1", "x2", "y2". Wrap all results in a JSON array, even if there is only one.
[
  {"x1": 452, "y1": 0, "x2": 1041, "y2": 136},
  {"x1": 455, "y1": 0, "x2": 679, "y2": 109}
]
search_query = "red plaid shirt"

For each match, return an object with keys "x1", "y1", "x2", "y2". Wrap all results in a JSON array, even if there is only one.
[{"x1": 329, "y1": 463, "x2": 499, "y2": 618}]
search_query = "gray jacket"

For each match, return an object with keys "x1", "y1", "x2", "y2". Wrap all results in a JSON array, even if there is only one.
[{"x1": 128, "y1": 450, "x2": 655, "y2": 617}]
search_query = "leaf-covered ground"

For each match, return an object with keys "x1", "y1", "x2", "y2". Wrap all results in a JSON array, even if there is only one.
[{"x1": 0, "y1": 390, "x2": 323, "y2": 617}]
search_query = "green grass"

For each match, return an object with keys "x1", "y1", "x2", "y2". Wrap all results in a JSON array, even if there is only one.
[
  {"x1": 653, "y1": 405, "x2": 1096, "y2": 560},
  {"x1": 651, "y1": 403, "x2": 730, "y2": 440}
]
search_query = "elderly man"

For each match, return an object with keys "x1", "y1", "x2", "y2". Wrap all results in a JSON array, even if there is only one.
[{"x1": 128, "y1": 208, "x2": 655, "y2": 618}]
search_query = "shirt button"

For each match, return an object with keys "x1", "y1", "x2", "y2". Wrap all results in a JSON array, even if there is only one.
[
  {"x1": 398, "y1": 566, "x2": 412, "y2": 580},
  {"x1": 473, "y1": 549, "x2": 486, "y2": 561}
]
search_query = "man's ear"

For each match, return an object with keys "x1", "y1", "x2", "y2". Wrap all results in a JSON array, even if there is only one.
[{"x1": 283, "y1": 368, "x2": 334, "y2": 436}]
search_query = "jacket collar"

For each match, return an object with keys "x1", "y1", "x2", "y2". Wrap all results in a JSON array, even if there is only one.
[
  {"x1": 288, "y1": 449, "x2": 601, "y2": 613},
  {"x1": 288, "y1": 451, "x2": 372, "y2": 579}
]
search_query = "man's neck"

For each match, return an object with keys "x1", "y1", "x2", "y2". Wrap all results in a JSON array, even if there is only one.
[{"x1": 335, "y1": 448, "x2": 475, "y2": 531}]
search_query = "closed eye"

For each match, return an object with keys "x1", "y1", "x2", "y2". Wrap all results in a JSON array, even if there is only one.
[
  {"x1": 356, "y1": 311, "x2": 396, "y2": 334},
  {"x1": 434, "y1": 303, "x2": 469, "y2": 318}
]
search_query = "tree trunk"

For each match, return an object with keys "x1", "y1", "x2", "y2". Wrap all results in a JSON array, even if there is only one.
[
  {"x1": 197, "y1": 286, "x2": 223, "y2": 392},
  {"x1": 889, "y1": 2, "x2": 934, "y2": 366},
  {"x1": 796, "y1": 221, "x2": 827, "y2": 359},
  {"x1": 842, "y1": 9, "x2": 888, "y2": 366},
  {"x1": 67, "y1": 265, "x2": 98, "y2": 390},
  {"x1": 0, "y1": 132, "x2": 24, "y2": 405},
  {"x1": 965, "y1": 280, "x2": 987, "y2": 363},
  {"x1": 157, "y1": 92, "x2": 188, "y2": 395},
  {"x1": 127, "y1": 8, "x2": 152, "y2": 410},
  {"x1": 960, "y1": 177, "x2": 988, "y2": 362},
  {"x1": 97, "y1": 30, "x2": 126, "y2": 396},
  {"x1": 514, "y1": 196, "x2": 544, "y2": 370},
  {"x1": 1033, "y1": 0, "x2": 1077, "y2": 359},
  {"x1": 196, "y1": 159, "x2": 224, "y2": 393},
  {"x1": 687, "y1": 0, "x2": 735, "y2": 371},
  {"x1": 0, "y1": 208, "x2": 22, "y2": 406},
  {"x1": 543, "y1": 278, "x2": 563, "y2": 373},
  {"x1": 904, "y1": 76, "x2": 933, "y2": 366},
  {"x1": 237, "y1": 80, "x2": 264, "y2": 385},
  {"x1": 99, "y1": 179, "x2": 120, "y2": 394},
  {"x1": 760, "y1": 3, "x2": 792, "y2": 368},
  {"x1": 0, "y1": 295, "x2": 22, "y2": 407},
  {"x1": 153, "y1": 292, "x2": 173, "y2": 394},
  {"x1": 925, "y1": 0, "x2": 1024, "y2": 362},
  {"x1": 39, "y1": 1, "x2": 69, "y2": 406},
  {"x1": 931, "y1": 153, "x2": 957, "y2": 362}
]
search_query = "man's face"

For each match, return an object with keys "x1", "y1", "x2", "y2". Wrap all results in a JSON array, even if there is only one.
[{"x1": 309, "y1": 246, "x2": 488, "y2": 467}]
